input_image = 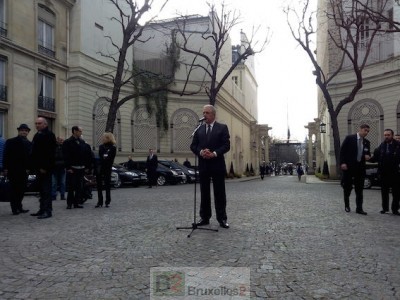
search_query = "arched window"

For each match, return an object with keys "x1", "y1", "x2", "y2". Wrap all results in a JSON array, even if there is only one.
[
  {"x1": 93, "y1": 98, "x2": 121, "y2": 150},
  {"x1": 170, "y1": 108, "x2": 198, "y2": 153},
  {"x1": 132, "y1": 105, "x2": 158, "y2": 152},
  {"x1": 348, "y1": 100, "x2": 383, "y2": 150}
]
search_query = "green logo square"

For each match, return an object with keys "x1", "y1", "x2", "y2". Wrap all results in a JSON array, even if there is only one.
[{"x1": 152, "y1": 271, "x2": 185, "y2": 296}]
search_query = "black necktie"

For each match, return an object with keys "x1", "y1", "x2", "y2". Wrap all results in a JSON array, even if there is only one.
[{"x1": 206, "y1": 125, "x2": 211, "y2": 141}]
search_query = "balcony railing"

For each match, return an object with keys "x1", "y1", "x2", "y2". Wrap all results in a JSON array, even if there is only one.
[
  {"x1": 0, "y1": 21, "x2": 7, "y2": 37},
  {"x1": 0, "y1": 85, "x2": 6, "y2": 101},
  {"x1": 38, "y1": 95, "x2": 55, "y2": 112},
  {"x1": 38, "y1": 45, "x2": 56, "y2": 58}
]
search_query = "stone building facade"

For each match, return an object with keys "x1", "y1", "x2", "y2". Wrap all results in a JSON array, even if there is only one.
[
  {"x1": 1, "y1": 0, "x2": 270, "y2": 174},
  {"x1": 315, "y1": 0, "x2": 400, "y2": 177}
]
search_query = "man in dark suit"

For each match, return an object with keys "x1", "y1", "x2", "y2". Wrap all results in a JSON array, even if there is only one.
[
  {"x1": 30, "y1": 117, "x2": 57, "y2": 219},
  {"x1": 3, "y1": 124, "x2": 32, "y2": 215},
  {"x1": 370, "y1": 129, "x2": 400, "y2": 215},
  {"x1": 190, "y1": 105, "x2": 231, "y2": 228},
  {"x1": 340, "y1": 124, "x2": 371, "y2": 215},
  {"x1": 146, "y1": 149, "x2": 158, "y2": 188}
]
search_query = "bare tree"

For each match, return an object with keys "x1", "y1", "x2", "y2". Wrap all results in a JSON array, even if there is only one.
[
  {"x1": 173, "y1": 2, "x2": 269, "y2": 106},
  {"x1": 101, "y1": 0, "x2": 175, "y2": 133},
  {"x1": 285, "y1": 0, "x2": 387, "y2": 176}
]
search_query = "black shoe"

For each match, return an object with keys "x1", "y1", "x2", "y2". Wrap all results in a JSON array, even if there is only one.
[
  {"x1": 356, "y1": 210, "x2": 367, "y2": 215},
  {"x1": 219, "y1": 220, "x2": 230, "y2": 229},
  {"x1": 105, "y1": 204, "x2": 109, "y2": 208},
  {"x1": 37, "y1": 212, "x2": 52, "y2": 219},
  {"x1": 12, "y1": 211, "x2": 20, "y2": 215},
  {"x1": 393, "y1": 211, "x2": 400, "y2": 216},
  {"x1": 95, "y1": 204, "x2": 103, "y2": 208},
  {"x1": 19, "y1": 209, "x2": 29, "y2": 213},
  {"x1": 31, "y1": 211, "x2": 43, "y2": 216},
  {"x1": 196, "y1": 219, "x2": 210, "y2": 226},
  {"x1": 345, "y1": 207, "x2": 350, "y2": 212},
  {"x1": 380, "y1": 210, "x2": 388, "y2": 214},
  {"x1": 74, "y1": 205, "x2": 84, "y2": 208}
]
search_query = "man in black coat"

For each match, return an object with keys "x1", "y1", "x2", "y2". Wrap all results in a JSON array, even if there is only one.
[
  {"x1": 370, "y1": 129, "x2": 400, "y2": 215},
  {"x1": 146, "y1": 149, "x2": 158, "y2": 188},
  {"x1": 62, "y1": 126, "x2": 92, "y2": 209},
  {"x1": 190, "y1": 105, "x2": 231, "y2": 228},
  {"x1": 30, "y1": 117, "x2": 57, "y2": 219},
  {"x1": 340, "y1": 124, "x2": 371, "y2": 215},
  {"x1": 3, "y1": 124, "x2": 32, "y2": 215}
]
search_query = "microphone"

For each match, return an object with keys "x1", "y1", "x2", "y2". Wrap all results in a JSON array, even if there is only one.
[{"x1": 198, "y1": 117, "x2": 206, "y2": 122}]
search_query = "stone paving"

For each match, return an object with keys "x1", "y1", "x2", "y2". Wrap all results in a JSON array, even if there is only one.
[{"x1": 0, "y1": 175, "x2": 399, "y2": 299}]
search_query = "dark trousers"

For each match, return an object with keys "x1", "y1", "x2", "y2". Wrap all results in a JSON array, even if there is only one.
[
  {"x1": 66, "y1": 168, "x2": 85, "y2": 207},
  {"x1": 97, "y1": 168, "x2": 111, "y2": 205},
  {"x1": 38, "y1": 172, "x2": 53, "y2": 214},
  {"x1": 199, "y1": 169, "x2": 227, "y2": 222},
  {"x1": 380, "y1": 174, "x2": 400, "y2": 213},
  {"x1": 9, "y1": 174, "x2": 28, "y2": 213},
  {"x1": 341, "y1": 164, "x2": 365, "y2": 211},
  {"x1": 147, "y1": 169, "x2": 157, "y2": 187}
]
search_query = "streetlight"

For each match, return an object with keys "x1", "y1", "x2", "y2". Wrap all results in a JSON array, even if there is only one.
[{"x1": 320, "y1": 122, "x2": 326, "y2": 134}]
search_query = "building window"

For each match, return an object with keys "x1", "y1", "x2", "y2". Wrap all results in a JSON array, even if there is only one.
[
  {"x1": 232, "y1": 76, "x2": 238, "y2": 85},
  {"x1": 38, "y1": 72, "x2": 55, "y2": 112},
  {"x1": 359, "y1": 17, "x2": 370, "y2": 49},
  {"x1": 0, "y1": 0, "x2": 6, "y2": 37},
  {"x1": 38, "y1": 4, "x2": 55, "y2": 57},
  {"x1": 0, "y1": 57, "x2": 6, "y2": 102},
  {"x1": 38, "y1": 19, "x2": 55, "y2": 57}
]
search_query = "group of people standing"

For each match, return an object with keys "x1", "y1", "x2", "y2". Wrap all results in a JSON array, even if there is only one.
[
  {"x1": 1, "y1": 117, "x2": 117, "y2": 218},
  {"x1": 340, "y1": 124, "x2": 400, "y2": 216}
]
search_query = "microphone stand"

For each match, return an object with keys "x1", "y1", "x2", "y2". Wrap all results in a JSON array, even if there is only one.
[{"x1": 176, "y1": 121, "x2": 218, "y2": 238}]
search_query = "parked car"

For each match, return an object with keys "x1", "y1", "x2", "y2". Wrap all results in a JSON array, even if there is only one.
[
  {"x1": 25, "y1": 170, "x2": 120, "y2": 195},
  {"x1": 122, "y1": 160, "x2": 181, "y2": 186},
  {"x1": 158, "y1": 160, "x2": 187, "y2": 183},
  {"x1": 364, "y1": 163, "x2": 380, "y2": 189},
  {"x1": 158, "y1": 160, "x2": 198, "y2": 183},
  {"x1": 111, "y1": 164, "x2": 147, "y2": 187}
]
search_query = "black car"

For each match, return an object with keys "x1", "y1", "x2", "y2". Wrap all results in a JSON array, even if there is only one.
[
  {"x1": 364, "y1": 163, "x2": 380, "y2": 189},
  {"x1": 158, "y1": 160, "x2": 198, "y2": 183},
  {"x1": 122, "y1": 160, "x2": 181, "y2": 186},
  {"x1": 112, "y1": 164, "x2": 147, "y2": 187}
]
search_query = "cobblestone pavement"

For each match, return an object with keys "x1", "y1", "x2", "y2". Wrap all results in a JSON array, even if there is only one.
[{"x1": 0, "y1": 175, "x2": 399, "y2": 299}]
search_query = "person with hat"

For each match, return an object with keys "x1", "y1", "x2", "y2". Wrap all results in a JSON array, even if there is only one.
[{"x1": 3, "y1": 124, "x2": 32, "y2": 215}]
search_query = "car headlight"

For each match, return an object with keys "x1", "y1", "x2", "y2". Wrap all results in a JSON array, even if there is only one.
[
  {"x1": 126, "y1": 172, "x2": 138, "y2": 176},
  {"x1": 188, "y1": 170, "x2": 195, "y2": 174},
  {"x1": 171, "y1": 170, "x2": 178, "y2": 175}
]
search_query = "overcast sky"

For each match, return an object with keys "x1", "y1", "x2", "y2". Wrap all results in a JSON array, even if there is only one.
[{"x1": 153, "y1": 0, "x2": 318, "y2": 141}]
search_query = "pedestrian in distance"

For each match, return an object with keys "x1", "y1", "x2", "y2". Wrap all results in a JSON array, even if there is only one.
[
  {"x1": 296, "y1": 163, "x2": 304, "y2": 181},
  {"x1": 370, "y1": 129, "x2": 400, "y2": 215},
  {"x1": 95, "y1": 132, "x2": 117, "y2": 208},
  {"x1": 183, "y1": 158, "x2": 192, "y2": 168},
  {"x1": 146, "y1": 148, "x2": 158, "y2": 188},
  {"x1": 3, "y1": 124, "x2": 32, "y2": 215},
  {"x1": 62, "y1": 126, "x2": 92, "y2": 210},
  {"x1": 52, "y1": 137, "x2": 66, "y2": 201},
  {"x1": 190, "y1": 105, "x2": 231, "y2": 229},
  {"x1": 30, "y1": 117, "x2": 57, "y2": 219},
  {"x1": 339, "y1": 124, "x2": 371, "y2": 215},
  {"x1": 259, "y1": 161, "x2": 266, "y2": 180},
  {"x1": 125, "y1": 155, "x2": 135, "y2": 170}
]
